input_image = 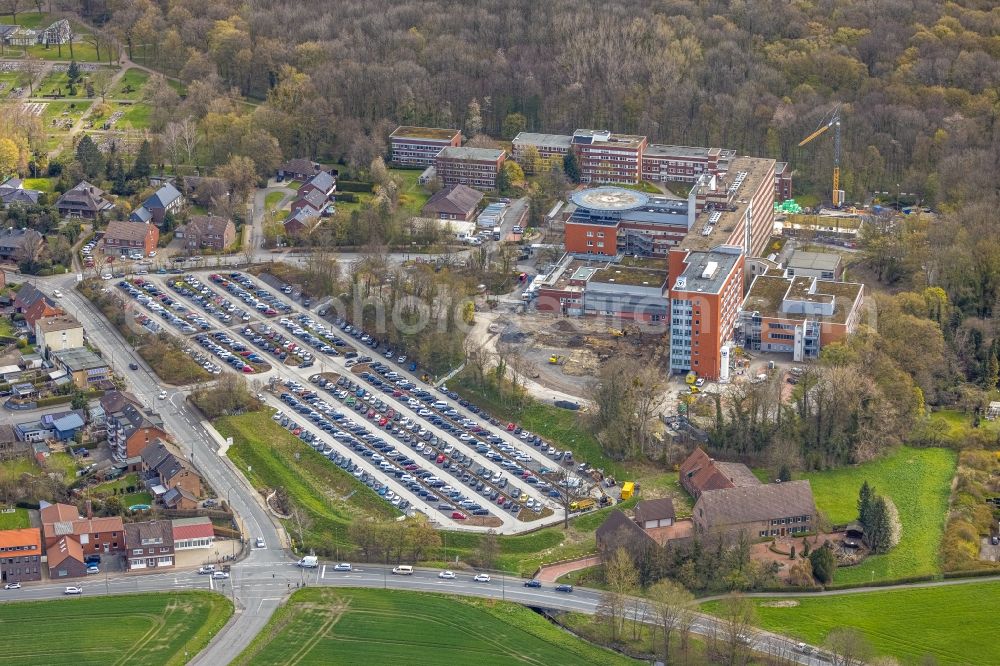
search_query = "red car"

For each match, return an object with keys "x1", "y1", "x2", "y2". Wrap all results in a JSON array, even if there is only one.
[
  {"x1": 392, "y1": 390, "x2": 403, "y2": 397},
  {"x1": 241, "y1": 366, "x2": 255, "y2": 374},
  {"x1": 378, "y1": 417, "x2": 388, "y2": 427},
  {"x1": 451, "y1": 511, "x2": 467, "y2": 520},
  {"x1": 436, "y1": 454, "x2": 446, "y2": 464},
  {"x1": 506, "y1": 423, "x2": 516, "y2": 431},
  {"x1": 292, "y1": 428, "x2": 302, "y2": 435}
]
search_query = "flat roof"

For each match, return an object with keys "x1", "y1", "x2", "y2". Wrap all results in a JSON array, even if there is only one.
[
  {"x1": 36, "y1": 314, "x2": 81, "y2": 333},
  {"x1": 390, "y1": 126, "x2": 460, "y2": 141},
  {"x1": 512, "y1": 132, "x2": 572, "y2": 149},
  {"x1": 645, "y1": 144, "x2": 731, "y2": 159},
  {"x1": 53, "y1": 347, "x2": 107, "y2": 371},
  {"x1": 672, "y1": 249, "x2": 742, "y2": 295},
  {"x1": 437, "y1": 146, "x2": 505, "y2": 161},
  {"x1": 571, "y1": 187, "x2": 649, "y2": 212},
  {"x1": 786, "y1": 250, "x2": 842, "y2": 272},
  {"x1": 680, "y1": 156, "x2": 775, "y2": 252},
  {"x1": 742, "y1": 275, "x2": 863, "y2": 324},
  {"x1": 591, "y1": 265, "x2": 667, "y2": 287}
]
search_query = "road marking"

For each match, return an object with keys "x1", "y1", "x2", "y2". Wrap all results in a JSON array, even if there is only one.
[
  {"x1": 320, "y1": 564, "x2": 326, "y2": 578},
  {"x1": 209, "y1": 576, "x2": 214, "y2": 591}
]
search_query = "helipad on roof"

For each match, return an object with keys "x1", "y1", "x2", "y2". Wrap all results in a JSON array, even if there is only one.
[{"x1": 570, "y1": 186, "x2": 650, "y2": 212}]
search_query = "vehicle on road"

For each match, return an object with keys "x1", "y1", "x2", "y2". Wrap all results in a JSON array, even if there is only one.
[
  {"x1": 523, "y1": 579, "x2": 541, "y2": 588},
  {"x1": 555, "y1": 584, "x2": 573, "y2": 593},
  {"x1": 333, "y1": 563, "x2": 352, "y2": 572},
  {"x1": 473, "y1": 573, "x2": 491, "y2": 583},
  {"x1": 438, "y1": 570, "x2": 456, "y2": 579},
  {"x1": 212, "y1": 571, "x2": 230, "y2": 579},
  {"x1": 128, "y1": 362, "x2": 139, "y2": 370},
  {"x1": 52, "y1": 289, "x2": 63, "y2": 298},
  {"x1": 795, "y1": 643, "x2": 816, "y2": 654},
  {"x1": 255, "y1": 537, "x2": 266, "y2": 548},
  {"x1": 157, "y1": 390, "x2": 167, "y2": 400},
  {"x1": 4, "y1": 582, "x2": 20, "y2": 590},
  {"x1": 198, "y1": 566, "x2": 216, "y2": 574},
  {"x1": 298, "y1": 556, "x2": 319, "y2": 568},
  {"x1": 86, "y1": 565, "x2": 100, "y2": 574},
  {"x1": 64, "y1": 586, "x2": 82, "y2": 595},
  {"x1": 392, "y1": 565, "x2": 414, "y2": 575}
]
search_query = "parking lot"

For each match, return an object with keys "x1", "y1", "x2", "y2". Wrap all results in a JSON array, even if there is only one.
[{"x1": 119, "y1": 269, "x2": 594, "y2": 534}]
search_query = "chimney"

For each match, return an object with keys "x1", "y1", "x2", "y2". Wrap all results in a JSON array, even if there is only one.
[{"x1": 85, "y1": 499, "x2": 93, "y2": 519}]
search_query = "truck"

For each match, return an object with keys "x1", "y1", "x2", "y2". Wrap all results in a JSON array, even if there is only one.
[
  {"x1": 569, "y1": 497, "x2": 596, "y2": 512},
  {"x1": 620, "y1": 481, "x2": 635, "y2": 500},
  {"x1": 492, "y1": 226, "x2": 501, "y2": 241},
  {"x1": 297, "y1": 555, "x2": 319, "y2": 568},
  {"x1": 685, "y1": 371, "x2": 698, "y2": 385}
]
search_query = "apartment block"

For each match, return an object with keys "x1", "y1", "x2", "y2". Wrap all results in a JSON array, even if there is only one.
[
  {"x1": 571, "y1": 129, "x2": 647, "y2": 185},
  {"x1": 641, "y1": 144, "x2": 733, "y2": 183},
  {"x1": 389, "y1": 126, "x2": 462, "y2": 168},
  {"x1": 434, "y1": 147, "x2": 506, "y2": 192},
  {"x1": 511, "y1": 132, "x2": 573, "y2": 173}
]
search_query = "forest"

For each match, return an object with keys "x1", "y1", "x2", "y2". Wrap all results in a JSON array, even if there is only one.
[{"x1": 47, "y1": 0, "x2": 995, "y2": 209}]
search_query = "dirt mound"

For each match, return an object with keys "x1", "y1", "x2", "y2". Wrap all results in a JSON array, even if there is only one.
[{"x1": 552, "y1": 320, "x2": 577, "y2": 332}]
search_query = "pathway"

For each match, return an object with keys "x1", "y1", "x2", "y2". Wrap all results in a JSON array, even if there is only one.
[{"x1": 535, "y1": 555, "x2": 601, "y2": 582}]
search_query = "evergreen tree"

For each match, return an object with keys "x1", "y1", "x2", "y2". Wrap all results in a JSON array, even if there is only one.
[
  {"x1": 131, "y1": 139, "x2": 152, "y2": 182},
  {"x1": 111, "y1": 157, "x2": 128, "y2": 195},
  {"x1": 778, "y1": 463, "x2": 792, "y2": 483},
  {"x1": 808, "y1": 544, "x2": 837, "y2": 584},
  {"x1": 66, "y1": 60, "x2": 80, "y2": 84},
  {"x1": 105, "y1": 140, "x2": 117, "y2": 180},
  {"x1": 857, "y1": 480, "x2": 874, "y2": 530},
  {"x1": 868, "y1": 496, "x2": 893, "y2": 553},
  {"x1": 563, "y1": 151, "x2": 581, "y2": 183},
  {"x1": 75, "y1": 135, "x2": 104, "y2": 180},
  {"x1": 986, "y1": 350, "x2": 998, "y2": 391}
]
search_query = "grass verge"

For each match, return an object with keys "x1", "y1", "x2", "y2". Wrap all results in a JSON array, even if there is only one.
[
  {"x1": 234, "y1": 587, "x2": 636, "y2": 665},
  {"x1": 701, "y1": 581, "x2": 1000, "y2": 665},
  {"x1": 0, "y1": 508, "x2": 30, "y2": 529},
  {"x1": 0, "y1": 591, "x2": 232, "y2": 666}
]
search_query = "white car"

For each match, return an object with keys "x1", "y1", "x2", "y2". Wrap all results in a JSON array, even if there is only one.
[
  {"x1": 4, "y1": 582, "x2": 21, "y2": 590},
  {"x1": 333, "y1": 562, "x2": 352, "y2": 572},
  {"x1": 473, "y1": 573, "x2": 491, "y2": 583},
  {"x1": 255, "y1": 537, "x2": 266, "y2": 548},
  {"x1": 211, "y1": 571, "x2": 230, "y2": 579},
  {"x1": 101, "y1": 273, "x2": 113, "y2": 280},
  {"x1": 86, "y1": 565, "x2": 99, "y2": 574},
  {"x1": 197, "y1": 566, "x2": 216, "y2": 575},
  {"x1": 52, "y1": 289, "x2": 63, "y2": 298},
  {"x1": 64, "y1": 586, "x2": 82, "y2": 595},
  {"x1": 148, "y1": 251, "x2": 157, "y2": 257},
  {"x1": 438, "y1": 570, "x2": 456, "y2": 579},
  {"x1": 157, "y1": 390, "x2": 167, "y2": 400}
]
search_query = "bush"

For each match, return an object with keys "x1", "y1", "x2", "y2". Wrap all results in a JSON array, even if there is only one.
[
  {"x1": 337, "y1": 180, "x2": 373, "y2": 193},
  {"x1": 336, "y1": 192, "x2": 358, "y2": 203},
  {"x1": 809, "y1": 544, "x2": 837, "y2": 584}
]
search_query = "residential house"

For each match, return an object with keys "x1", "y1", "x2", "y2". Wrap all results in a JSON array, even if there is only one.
[
  {"x1": 14, "y1": 409, "x2": 86, "y2": 442},
  {"x1": 125, "y1": 520, "x2": 175, "y2": 570},
  {"x1": 421, "y1": 184, "x2": 483, "y2": 221},
  {"x1": 51, "y1": 347, "x2": 110, "y2": 389},
  {"x1": 162, "y1": 486, "x2": 198, "y2": 510},
  {"x1": 55, "y1": 181, "x2": 114, "y2": 219},
  {"x1": 692, "y1": 480, "x2": 818, "y2": 539},
  {"x1": 128, "y1": 205, "x2": 153, "y2": 224},
  {"x1": 172, "y1": 517, "x2": 215, "y2": 550},
  {"x1": 634, "y1": 498, "x2": 676, "y2": 529},
  {"x1": 679, "y1": 447, "x2": 761, "y2": 500},
  {"x1": 22, "y1": 293, "x2": 63, "y2": 329},
  {"x1": 290, "y1": 188, "x2": 328, "y2": 215},
  {"x1": 0, "y1": 227, "x2": 44, "y2": 263},
  {"x1": 277, "y1": 158, "x2": 324, "y2": 182},
  {"x1": 595, "y1": 509, "x2": 656, "y2": 552},
  {"x1": 103, "y1": 219, "x2": 159, "y2": 258},
  {"x1": 35, "y1": 314, "x2": 84, "y2": 358},
  {"x1": 100, "y1": 391, "x2": 167, "y2": 463},
  {"x1": 140, "y1": 439, "x2": 202, "y2": 499},
  {"x1": 0, "y1": 177, "x2": 41, "y2": 207},
  {"x1": 51, "y1": 412, "x2": 85, "y2": 441},
  {"x1": 296, "y1": 170, "x2": 337, "y2": 200},
  {"x1": 39, "y1": 501, "x2": 124, "y2": 563},
  {"x1": 132, "y1": 182, "x2": 183, "y2": 227},
  {"x1": 47, "y1": 536, "x2": 87, "y2": 578},
  {"x1": 175, "y1": 214, "x2": 236, "y2": 251},
  {"x1": 283, "y1": 206, "x2": 320, "y2": 236},
  {"x1": 13, "y1": 282, "x2": 45, "y2": 313},
  {"x1": 0, "y1": 527, "x2": 43, "y2": 583}
]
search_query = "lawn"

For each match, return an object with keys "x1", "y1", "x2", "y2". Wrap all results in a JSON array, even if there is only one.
[
  {"x1": 234, "y1": 587, "x2": 636, "y2": 666},
  {"x1": 22, "y1": 177, "x2": 54, "y2": 192},
  {"x1": 390, "y1": 168, "x2": 431, "y2": 215},
  {"x1": 0, "y1": 316, "x2": 15, "y2": 337},
  {"x1": 23, "y1": 41, "x2": 102, "y2": 63},
  {"x1": 264, "y1": 191, "x2": 286, "y2": 211},
  {"x1": 123, "y1": 491, "x2": 153, "y2": 507},
  {"x1": 928, "y1": 408, "x2": 1000, "y2": 443},
  {"x1": 118, "y1": 102, "x2": 153, "y2": 129},
  {"x1": 0, "y1": 591, "x2": 231, "y2": 666},
  {"x1": 215, "y1": 410, "x2": 399, "y2": 551},
  {"x1": 40, "y1": 100, "x2": 91, "y2": 124},
  {"x1": 702, "y1": 581, "x2": 1000, "y2": 665},
  {"x1": 797, "y1": 446, "x2": 956, "y2": 584},
  {"x1": 113, "y1": 68, "x2": 150, "y2": 100},
  {"x1": 0, "y1": 508, "x2": 30, "y2": 529}
]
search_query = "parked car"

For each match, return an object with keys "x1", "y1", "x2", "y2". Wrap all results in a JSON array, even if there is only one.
[{"x1": 86, "y1": 565, "x2": 100, "y2": 574}]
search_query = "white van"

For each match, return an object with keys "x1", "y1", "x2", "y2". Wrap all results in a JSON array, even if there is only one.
[
  {"x1": 298, "y1": 555, "x2": 319, "y2": 568},
  {"x1": 432, "y1": 401, "x2": 448, "y2": 410},
  {"x1": 392, "y1": 565, "x2": 413, "y2": 575}
]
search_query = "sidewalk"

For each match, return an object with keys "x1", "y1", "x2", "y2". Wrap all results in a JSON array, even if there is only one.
[{"x1": 535, "y1": 555, "x2": 600, "y2": 582}]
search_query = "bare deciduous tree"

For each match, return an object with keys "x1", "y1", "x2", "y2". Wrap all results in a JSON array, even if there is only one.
[
  {"x1": 825, "y1": 627, "x2": 874, "y2": 666},
  {"x1": 649, "y1": 579, "x2": 695, "y2": 664}
]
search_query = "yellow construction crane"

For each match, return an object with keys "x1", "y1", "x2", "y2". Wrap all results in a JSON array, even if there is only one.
[{"x1": 798, "y1": 104, "x2": 843, "y2": 207}]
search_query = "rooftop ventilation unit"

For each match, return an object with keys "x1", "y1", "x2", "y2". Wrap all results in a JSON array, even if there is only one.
[{"x1": 702, "y1": 261, "x2": 719, "y2": 279}]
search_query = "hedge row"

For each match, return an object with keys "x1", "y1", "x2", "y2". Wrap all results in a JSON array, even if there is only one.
[
  {"x1": 337, "y1": 180, "x2": 374, "y2": 193},
  {"x1": 824, "y1": 573, "x2": 937, "y2": 591}
]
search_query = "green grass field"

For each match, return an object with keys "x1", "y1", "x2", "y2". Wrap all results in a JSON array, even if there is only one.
[
  {"x1": 702, "y1": 581, "x2": 1000, "y2": 665},
  {"x1": 235, "y1": 587, "x2": 636, "y2": 665},
  {"x1": 264, "y1": 191, "x2": 286, "y2": 211},
  {"x1": 390, "y1": 168, "x2": 431, "y2": 214},
  {"x1": 118, "y1": 102, "x2": 153, "y2": 129},
  {"x1": 0, "y1": 591, "x2": 232, "y2": 666},
  {"x1": 215, "y1": 410, "x2": 399, "y2": 550},
  {"x1": 0, "y1": 508, "x2": 30, "y2": 529},
  {"x1": 798, "y1": 446, "x2": 956, "y2": 584},
  {"x1": 114, "y1": 68, "x2": 150, "y2": 99},
  {"x1": 22, "y1": 177, "x2": 54, "y2": 192}
]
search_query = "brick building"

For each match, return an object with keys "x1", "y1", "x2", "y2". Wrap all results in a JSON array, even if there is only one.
[
  {"x1": 125, "y1": 520, "x2": 175, "y2": 570},
  {"x1": 435, "y1": 147, "x2": 506, "y2": 191},
  {"x1": 571, "y1": 130, "x2": 647, "y2": 185},
  {"x1": 104, "y1": 220, "x2": 159, "y2": 258},
  {"x1": 389, "y1": 126, "x2": 462, "y2": 168},
  {"x1": 0, "y1": 527, "x2": 43, "y2": 583},
  {"x1": 176, "y1": 214, "x2": 236, "y2": 251},
  {"x1": 100, "y1": 391, "x2": 167, "y2": 463},
  {"x1": 511, "y1": 132, "x2": 573, "y2": 173}
]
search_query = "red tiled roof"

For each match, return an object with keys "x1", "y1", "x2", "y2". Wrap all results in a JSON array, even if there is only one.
[
  {"x1": 172, "y1": 517, "x2": 214, "y2": 541},
  {"x1": 47, "y1": 535, "x2": 83, "y2": 567},
  {"x1": 0, "y1": 527, "x2": 41, "y2": 555},
  {"x1": 40, "y1": 502, "x2": 79, "y2": 524}
]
